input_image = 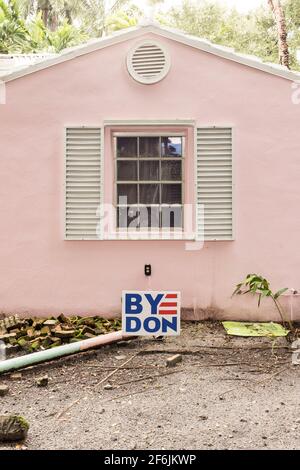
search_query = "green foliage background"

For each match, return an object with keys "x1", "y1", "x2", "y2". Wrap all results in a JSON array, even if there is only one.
[{"x1": 0, "y1": 0, "x2": 299, "y2": 71}]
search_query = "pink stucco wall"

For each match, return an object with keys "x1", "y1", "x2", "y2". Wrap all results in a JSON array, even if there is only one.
[{"x1": 0, "y1": 32, "x2": 300, "y2": 321}]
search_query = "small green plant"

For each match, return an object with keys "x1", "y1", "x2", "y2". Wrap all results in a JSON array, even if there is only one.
[{"x1": 232, "y1": 274, "x2": 292, "y2": 329}]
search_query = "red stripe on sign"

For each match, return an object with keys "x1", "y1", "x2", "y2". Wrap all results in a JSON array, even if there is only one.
[
  {"x1": 160, "y1": 302, "x2": 177, "y2": 307},
  {"x1": 165, "y1": 294, "x2": 177, "y2": 299},
  {"x1": 159, "y1": 310, "x2": 178, "y2": 315}
]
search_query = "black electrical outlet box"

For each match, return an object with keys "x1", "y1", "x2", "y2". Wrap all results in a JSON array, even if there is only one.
[{"x1": 144, "y1": 264, "x2": 152, "y2": 276}]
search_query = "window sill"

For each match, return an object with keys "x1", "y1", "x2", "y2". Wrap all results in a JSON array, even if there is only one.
[{"x1": 103, "y1": 230, "x2": 196, "y2": 241}]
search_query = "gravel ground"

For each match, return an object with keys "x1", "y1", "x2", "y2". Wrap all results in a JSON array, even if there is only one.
[{"x1": 0, "y1": 322, "x2": 299, "y2": 450}]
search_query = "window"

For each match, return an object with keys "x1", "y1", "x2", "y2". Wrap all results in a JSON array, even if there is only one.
[{"x1": 115, "y1": 135, "x2": 184, "y2": 230}]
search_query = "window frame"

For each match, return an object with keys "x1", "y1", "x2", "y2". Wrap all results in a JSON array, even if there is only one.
[{"x1": 113, "y1": 132, "x2": 185, "y2": 233}]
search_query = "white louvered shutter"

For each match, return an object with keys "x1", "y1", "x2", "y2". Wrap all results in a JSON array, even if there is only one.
[
  {"x1": 196, "y1": 127, "x2": 233, "y2": 241},
  {"x1": 65, "y1": 127, "x2": 102, "y2": 240}
]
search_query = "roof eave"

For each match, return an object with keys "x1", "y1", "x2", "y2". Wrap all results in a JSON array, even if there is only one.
[
  {"x1": 1, "y1": 23, "x2": 299, "y2": 83},
  {"x1": 0, "y1": 25, "x2": 144, "y2": 83}
]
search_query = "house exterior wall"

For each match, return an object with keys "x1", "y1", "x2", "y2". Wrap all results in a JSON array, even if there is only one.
[{"x1": 0, "y1": 32, "x2": 300, "y2": 320}]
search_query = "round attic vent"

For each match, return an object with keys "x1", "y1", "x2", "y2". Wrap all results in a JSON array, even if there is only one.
[{"x1": 127, "y1": 40, "x2": 171, "y2": 84}]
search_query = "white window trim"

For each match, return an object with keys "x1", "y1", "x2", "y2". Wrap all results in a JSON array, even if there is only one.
[
  {"x1": 112, "y1": 132, "x2": 191, "y2": 240},
  {"x1": 102, "y1": 120, "x2": 196, "y2": 241}
]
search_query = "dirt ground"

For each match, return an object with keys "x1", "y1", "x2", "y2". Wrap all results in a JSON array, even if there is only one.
[{"x1": 0, "y1": 322, "x2": 299, "y2": 450}]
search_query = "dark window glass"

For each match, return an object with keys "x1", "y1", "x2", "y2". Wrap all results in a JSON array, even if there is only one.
[
  {"x1": 117, "y1": 137, "x2": 138, "y2": 158},
  {"x1": 161, "y1": 184, "x2": 182, "y2": 204},
  {"x1": 161, "y1": 161, "x2": 182, "y2": 181},
  {"x1": 139, "y1": 161, "x2": 159, "y2": 181},
  {"x1": 139, "y1": 137, "x2": 160, "y2": 158},
  {"x1": 139, "y1": 184, "x2": 160, "y2": 204},
  {"x1": 116, "y1": 136, "x2": 183, "y2": 230},
  {"x1": 117, "y1": 161, "x2": 137, "y2": 181}
]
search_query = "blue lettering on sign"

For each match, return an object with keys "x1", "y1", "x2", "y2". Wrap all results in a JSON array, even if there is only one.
[
  {"x1": 125, "y1": 294, "x2": 143, "y2": 314},
  {"x1": 162, "y1": 317, "x2": 177, "y2": 333},
  {"x1": 145, "y1": 293, "x2": 164, "y2": 314},
  {"x1": 144, "y1": 317, "x2": 160, "y2": 333},
  {"x1": 126, "y1": 317, "x2": 141, "y2": 332},
  {"x1": 125, "y1": 316, "x2": 178, "y2": 334}
]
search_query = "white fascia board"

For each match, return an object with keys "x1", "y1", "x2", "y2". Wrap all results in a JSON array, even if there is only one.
[
  {"x1": 1, "y1": 24, "x2": 300, "y2": 83},
  {"x1": 1, "y1": 26, "x2": 145, "y2": 83},
  {"x1": 151, "y1": 25, "x2": 300, "y2": 82}
]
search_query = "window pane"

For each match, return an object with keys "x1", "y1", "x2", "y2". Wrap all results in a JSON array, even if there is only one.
[
  {"x1": 162, "y1": 184, "x2": 182, "y2": 204},
  {"x1": 117, "y1": 206, "x2": 139, "y2": 228},
  {"x1": 117, "y1": 137, "x2": 138, "y2": 158},
  {"x1": 139, "y1": 137, "x2": 160, "y2": 158},
  {"x1": 117, "y1": 161, "x2": 137, "y2": 181},
  {"x1": 161, "y1": 206, "x2": 183, "y2": 228},
  {"x1": 161, "y1": 137, "x2": 182, "y2": 158},
  {"x1": 161, "y1": 161, "x2": 182, "y2": 181},
  {"x1": 139, "y1": 184, "x2": 160, "y2": 204},
  {"x1": 117, "y1": 184, "x2": 138, "y2": 205},
  {"x1": 139, "y1": 207, "x2": 160, "y2": 228},
  {"x1": 139, "y1": 161, "x2": 159, "y2": 181}
]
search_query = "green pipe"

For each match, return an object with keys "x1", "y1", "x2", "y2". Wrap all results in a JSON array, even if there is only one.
[{"x1": 0, "y1": 331, "x2": 130, "y2": 374}]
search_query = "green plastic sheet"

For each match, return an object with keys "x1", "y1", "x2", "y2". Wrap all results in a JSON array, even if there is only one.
[{"x1": 222, "y1": 321, "x2": 289, "y2": 337}]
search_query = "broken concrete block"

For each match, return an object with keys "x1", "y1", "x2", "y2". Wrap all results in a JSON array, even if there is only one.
[
  {"x1": 80, "y1": 326, "x2": 96, "y2": 336},
  {"x1": 50, "y1": 336, "x2": 61, "y2": 343},
  {"x1": 35, "y1": 375, "x2": 48, "y2": 387},
  {"x1": 9, "y1": 337, "x2": 18, "y2": 346},
  {"x1": 43, "y1": 319, "x2": 58, "y2": 327},
  {"x1": 30, "y1": 339, "x2": 40, "y2": 351},
  {"x1": 0, "y1": 385, "x2": 9, "y2": 397},
  {"x1": 94, "y1": 328, "x2": 105, "y2": 335},
  {"x1": 61, "y1": 324, "x2": 74, "y2": 331},
  {"x1": 78, "y1": 317, "x2": 95, "y2": 327},
  {"x1": 10, "y1": 373, "x2": 22, "y2": 381},
  {"x1": 166, "y1": 354, "x2": 183, "y2": 367},
  {"x1": 0, "y1": 333, "x2": 17, "y2": 342},
  {"x1": 40, "y1": 326, "x2": 51, "y2": 336},
  {"x1": 41, "y1": 337, "x2": 52, "y2": 348},
  {"x1": 50, "y1": 338, "x2": 62, "y2": 348},
  {"x1": 104, "y1": 383, "x2": 113, "y2": 390},
  {"x1": 6, "y1": 321, "x2": 23, "y2": 332},
  {"x1": 26, "y1": 328, "x2": 35, "y2": 338},
  {"x1": 15, "y1": 328, "x2": 28, "y2": 339},
  {"x1": 117, "y1": 340, "x2": 132, "y2": 347},
  {"x1": 9, "y1": 328, "x2": 20, "y2": 336},
  {"x1": 199, "y1": 415, "x2": 208, "y2": 421},
  {"x1": 34, "y1": 330, "x2": 43, "y2": 338},
  {"x1": 0, "y1": 415, "x2": 29, "y2": 442},
  {"x1": 82, "y1": 332, "x2": 96, "y2": 340},
  {"x1": 32, "y1": 319, "x2": 45, "y2": 329},
  {"x1": 57, "y1": 313, "x2": 69, "y2": 323},
  {"x1": 55, "y1": 330, "x2": 76, "y2": 339}
]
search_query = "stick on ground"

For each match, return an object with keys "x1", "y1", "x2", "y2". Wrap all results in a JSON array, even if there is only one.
[{"x1": 97, "y1": 353, "x2": 140, "y2": 387}]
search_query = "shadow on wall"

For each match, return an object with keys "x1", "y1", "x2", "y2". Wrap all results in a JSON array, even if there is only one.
[{"x1": 181, "y1": 293, "x2": 300, "y2": 322}]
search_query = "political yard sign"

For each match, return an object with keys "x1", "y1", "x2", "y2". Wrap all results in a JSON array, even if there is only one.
[{"x1": 122, "y1": 291, "x2": 181, "y2": 336}]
